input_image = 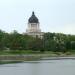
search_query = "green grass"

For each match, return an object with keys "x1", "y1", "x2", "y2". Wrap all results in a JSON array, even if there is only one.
[
  {"x1": 0, "y1": 50, "x2": 53, "y2": 55},
  {"x1": 0, "y1": 50, "x2": 55, "y2": 55},
  {"x1": 0, "y1": 50, "x2": 33, "y2": 55},
  {"x1": 0, "y1": 50, "x2": 75, "y2": 56}
]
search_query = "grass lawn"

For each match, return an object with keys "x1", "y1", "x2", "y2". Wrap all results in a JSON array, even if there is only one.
[{"x1": 0, "y1": 50, "x2": 75, "y2": 56}]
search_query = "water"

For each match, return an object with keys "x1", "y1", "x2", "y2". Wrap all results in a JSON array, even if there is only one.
[{"x1": 0, "y1": 59, "x2": 75, "y2": 75}]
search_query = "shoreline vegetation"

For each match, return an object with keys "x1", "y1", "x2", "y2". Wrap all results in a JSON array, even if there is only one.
[
  {"x1": 0, "y1": 50, "x2": 75, "y2": 56},
  {"x1": 0, "y1": 50, "x2": 75, "y2": 62},
  {"x1": 0, "y1": 30, "x2": 75, "y2": 64},
  {"x1": 0, "y1": 30, "x2": 75, "y2": 53}
]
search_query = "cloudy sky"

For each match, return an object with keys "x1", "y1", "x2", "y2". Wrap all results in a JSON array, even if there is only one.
[{"x1": 0, "y1": 0, "x2": 75, "y2": 34}]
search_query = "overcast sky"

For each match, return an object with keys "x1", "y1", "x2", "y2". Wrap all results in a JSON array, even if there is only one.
[{"x1": 0, "y1": 0, "x2": 75, "y2": 34}]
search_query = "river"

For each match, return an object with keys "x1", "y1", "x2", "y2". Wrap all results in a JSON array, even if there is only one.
[{"x1": 0, "y1": 59, "x2": 75, "y2": 75}]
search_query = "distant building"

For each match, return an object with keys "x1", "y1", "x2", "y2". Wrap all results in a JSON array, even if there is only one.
[{"x1": 26, "y1": 11, "x2": 44, "y2": 38}]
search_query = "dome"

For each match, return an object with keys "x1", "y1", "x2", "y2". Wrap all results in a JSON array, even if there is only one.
[{"x1": 28, "y1": 12, "x2": 39, "y2": 23}]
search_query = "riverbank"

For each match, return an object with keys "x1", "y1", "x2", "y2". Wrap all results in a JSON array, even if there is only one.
[
  {"x1": 0, "y1": 50, "x2": 75, "y2": 62},
  {"x1": 0, "y1": 50, "x2": 75, "y2": 55},
  {"x1": 0, "y1": 53, "x2": 75, "y2": 61},
  {"x1": 0, "y1": 55, "x2": 75, "y2": 65}
]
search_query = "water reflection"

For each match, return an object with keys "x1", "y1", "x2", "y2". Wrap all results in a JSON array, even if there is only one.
[{"x1": 0, "y1": 59, "x2": 75, "y2": 75}]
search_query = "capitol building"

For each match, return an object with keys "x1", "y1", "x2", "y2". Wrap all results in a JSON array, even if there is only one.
[{"x1": 26, "y1": 12, "x2": 44, "y2": 38}]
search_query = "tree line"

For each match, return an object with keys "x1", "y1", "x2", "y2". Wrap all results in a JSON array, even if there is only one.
[{"x1": 0, "y1": 30, "x2": 75, "y2": 52}]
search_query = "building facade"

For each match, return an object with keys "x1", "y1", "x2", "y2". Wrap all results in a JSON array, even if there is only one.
[{"x1": 26, "y1": 12, "x2": 44, "y2": 38}]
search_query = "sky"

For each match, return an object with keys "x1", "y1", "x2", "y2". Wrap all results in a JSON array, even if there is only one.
[{"x1": 0, "y1": 0, "x2": 75, "y2": 34}]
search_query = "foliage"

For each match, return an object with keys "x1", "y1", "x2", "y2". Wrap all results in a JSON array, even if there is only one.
[{"x1": 0, "y1": 30, "x2": 75, "y2": 52}]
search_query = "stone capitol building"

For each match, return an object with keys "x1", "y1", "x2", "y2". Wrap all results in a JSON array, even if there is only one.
[{"x1": 26, "y1": 12, "x2": 44, "y2": 38}]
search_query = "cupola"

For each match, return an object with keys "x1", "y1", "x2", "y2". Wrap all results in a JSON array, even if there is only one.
[{"x1": 28, "y1": 11, "x2": 39, "y2": 23}]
